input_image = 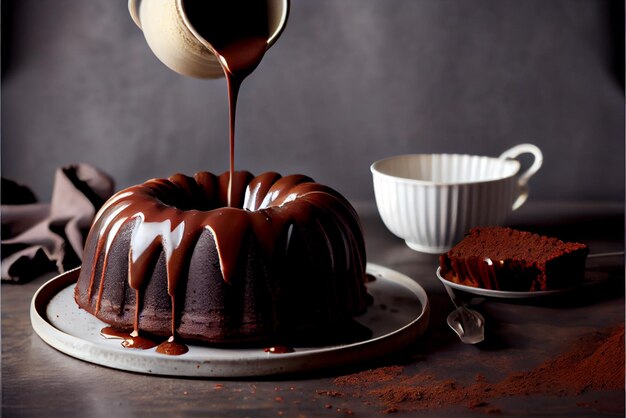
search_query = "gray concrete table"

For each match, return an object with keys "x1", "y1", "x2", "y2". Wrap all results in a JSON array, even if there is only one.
[{"x1": 2, "y1": 201, "x2": 624, "y2": 417}]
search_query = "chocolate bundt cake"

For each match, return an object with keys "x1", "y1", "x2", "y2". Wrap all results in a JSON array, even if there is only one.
[
  {"x1": 74, "y1": 171, "x2": 369, "y2": 347},
  {"x1": 439, "y1": 227, "x2": 589, "y2": 291}
]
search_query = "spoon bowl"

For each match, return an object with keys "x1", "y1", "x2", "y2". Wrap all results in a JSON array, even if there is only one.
[
  {"x1": 446, "y1": 305, "x2": 485, "y2": 345},
  {"x1": 442, "y1": 279, "x2": 485, "y2": 344}
]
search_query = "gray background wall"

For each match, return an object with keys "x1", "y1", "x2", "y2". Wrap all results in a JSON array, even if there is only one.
[{"x1": 2, "y1": 0, "x2": 624, "y2": 205}]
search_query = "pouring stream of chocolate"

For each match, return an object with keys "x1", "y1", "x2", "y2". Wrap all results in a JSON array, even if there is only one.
[{"x1": 182, "y1": 0, "x2": 270, "y2": 207}]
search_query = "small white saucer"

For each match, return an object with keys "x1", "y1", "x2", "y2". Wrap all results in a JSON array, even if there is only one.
[
  {"x1": 31, "y1": 263, "x2": 429, "y2": 377},
  {"x1": 436, "y1": 252, "x2": 622, "y2": 299},
  {"x1": 436, "y1": 267, "x2": 570, "y2": 299}
]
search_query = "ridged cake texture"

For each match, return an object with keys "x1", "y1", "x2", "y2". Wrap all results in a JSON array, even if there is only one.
[{"x1": 74, "y1": 171, "x2": 369, "y2": 345}]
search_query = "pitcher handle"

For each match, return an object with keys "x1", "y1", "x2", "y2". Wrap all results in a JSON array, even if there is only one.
[
  {"x1": 128, "y1": 0, "x2": 142, "y2": 29},
  {"x1": 498, "y1": 143, "x2": 543, "y2": 210}
]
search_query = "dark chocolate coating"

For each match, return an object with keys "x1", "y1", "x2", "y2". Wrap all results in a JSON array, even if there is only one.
[{"x1": 74, "y1": 171, "x2": 369, "y2": 345}]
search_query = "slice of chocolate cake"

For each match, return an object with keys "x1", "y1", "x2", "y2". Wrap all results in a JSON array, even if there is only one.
[{"x1": 439, "y1": 227, "x2": 589, "y2": 291}]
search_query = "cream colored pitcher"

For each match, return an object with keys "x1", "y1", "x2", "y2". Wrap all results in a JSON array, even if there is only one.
[{"x1": 128, "y1": 0, "x2": 290, "y2": 79}]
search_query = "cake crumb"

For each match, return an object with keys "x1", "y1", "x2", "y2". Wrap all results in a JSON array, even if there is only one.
[{"x1": 317, "y1": 390, "x2": 344, "y2": 397}]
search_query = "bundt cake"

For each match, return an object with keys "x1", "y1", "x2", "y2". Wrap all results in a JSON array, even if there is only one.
[
  {"x1": 439, "y1": 227, "x2": 589, "y2": 291},
  {"x1": 74, "y1": 171, "x2": 370, "y2": 349}
]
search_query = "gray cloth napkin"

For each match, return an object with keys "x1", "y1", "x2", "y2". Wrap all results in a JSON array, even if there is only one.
[{"x1": 2, "y1": 164, "x2": 114, "y2": 283}]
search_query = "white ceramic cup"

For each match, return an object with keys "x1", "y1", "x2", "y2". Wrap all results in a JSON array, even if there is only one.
[
  {"x1": 128, "y1": 0, "x2": 290, "y2": 79},
  {"x1": 370, "y1": 144, "x2": 543, "y2": 254}
]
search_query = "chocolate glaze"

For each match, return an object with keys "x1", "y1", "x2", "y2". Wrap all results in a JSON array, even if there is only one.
[
  {"x1": 156, "y1": 337, "x2": 189, "y2": 356},
  {"x1": 76, "y1": 171, "x2": 367, "y2": 347},
  {"x1": 101, "y1": 326, "x2": 158, "y2": 350},
  {"x1": 102, "y1": 326, "x2": 188, "y2": 354}
]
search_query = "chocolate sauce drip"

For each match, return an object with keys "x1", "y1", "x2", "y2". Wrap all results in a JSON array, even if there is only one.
[
  {"x1": 444, "y1": 257, "x2": 501, "y2": 290},
  {"x1": 181, "y1": 0, "x2": 271, "y2": 206},
  {"x1": 101, "y1": 326, "x2": 158, "y2": 350},
  {"x1": 156, "y1": 337, "x2": 189, "y2": 356},
  {"x1": 101, "y1": 326, "x2": 132, "y2": 340},
  {"x1": 101, "y1": 326, "x2": 188, "y2": 355},
  {"x1": 83, "y1": 171, "x2": 366, "y2": 349}
]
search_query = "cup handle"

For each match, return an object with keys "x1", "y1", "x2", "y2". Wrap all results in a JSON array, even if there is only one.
[
  {"x1": 128, "y1": 0, "x2": 142, "y2": 29},
  {"x1": 498, "y1": 143, "x2": 543, "y2": 210}
]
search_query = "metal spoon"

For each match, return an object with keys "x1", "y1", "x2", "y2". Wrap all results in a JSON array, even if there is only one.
[{"x1": 444, "y1": 285, "x2": 485, "y2": 344}]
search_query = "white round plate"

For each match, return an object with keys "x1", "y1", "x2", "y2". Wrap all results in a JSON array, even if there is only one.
[{"x1": 31, "y1": 263, "x2": 429, "y2": 377}]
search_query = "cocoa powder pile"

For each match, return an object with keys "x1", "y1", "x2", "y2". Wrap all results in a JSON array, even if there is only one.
[{"x1": 326, "y1": 325, "x2": 624, "y2": 413}]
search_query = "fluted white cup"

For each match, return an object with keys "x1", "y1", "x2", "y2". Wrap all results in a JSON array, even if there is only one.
[{"x1": 371, "y1": 144, "x2": 543, "y2": 254}]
